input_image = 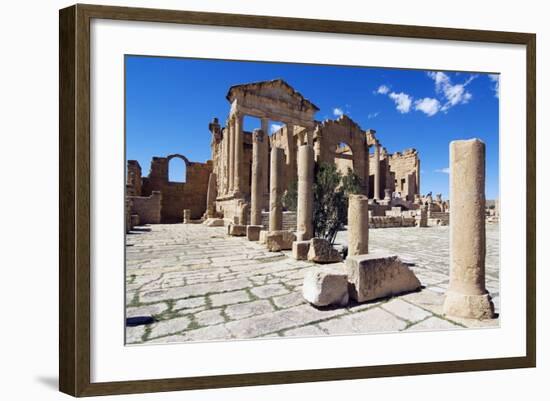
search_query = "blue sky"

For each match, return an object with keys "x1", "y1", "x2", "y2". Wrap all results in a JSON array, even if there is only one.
[{"x1": 126, "y1": 55, "x2": 499, "y2": 199}]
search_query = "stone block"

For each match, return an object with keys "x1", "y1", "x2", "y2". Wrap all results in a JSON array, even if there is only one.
[
  {"x1": 292, "y1": 240, "x2": 310, "y2": 260},
  {"x1": 302, "y1": 265, "x2": 349, "y2": 307},
  {"x1": 258, "y1": 230, "x2": 268, "y2": 244},
  {"x1": 203, "y1": 218, "x2": 224, "y2": 227},
  {"x1": 307, "y1": 238, "x2": 343, "y2": 263},
  {"x1": 229, "y1": 224, "x2": 247, "y2": 236},
  {"x1": 266, "y1": 230, "x2": 296, "y2": 251},
  {"x1": 246, "y1": 225, "x2": 263, "y2": 241},
  {"x1": 130, "y1": 214, "x2": 140, "y2": 227},
  {"x1": 183, "y1": 209, "x2": 191, "y2": 223},
  {"x1": 346, "y1": 253, "x2": 421, "y2": 302}
]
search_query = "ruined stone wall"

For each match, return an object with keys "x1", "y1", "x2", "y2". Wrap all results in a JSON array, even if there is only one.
[
  {"x1": 368, "y1": 148, "x2": 419, "y2": 201},
  {"x1": 129, "y1": 191, "x2": 162, "y2": 224},
  {"x1": 369, "y1": 216, "x2": 416, "y2": 228},
  {"x1": 140, "y1": 155, "x2": 212, "y2": 223},
  {"x1": 314, "y1": 116, "x2": 368, "y2": 194},
  {"x1": 126, "y1": 160, "x2": 142, "y2": 196},
  {"x1": 368, "y1": 156, "x2": 391, "y2": 199},
  {"x1": 388, "y1": 148, "x2": 420, "y2": 201},
  {"x1": 334, "y1": 154, "x2": 354, "y2": 176}
]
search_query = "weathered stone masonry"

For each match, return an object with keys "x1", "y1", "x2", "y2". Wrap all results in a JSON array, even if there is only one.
[
  {"x1": 127, "y1": 154, "x2": 212, "y2": 223},
  {"x1": 126, "y1": 79, "x2": 422, "y2": 226},
  {"x1": 208, "y1": 79, "x2": 421, "y2": 223}
]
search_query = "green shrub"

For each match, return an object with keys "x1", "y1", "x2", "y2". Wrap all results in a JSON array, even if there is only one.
[
  {"x1": 282, "y1": 180, "x2": 298, "y2": 211},
  {"x1": 282, "y1": 163, "x2": 362, "y2": 244}
]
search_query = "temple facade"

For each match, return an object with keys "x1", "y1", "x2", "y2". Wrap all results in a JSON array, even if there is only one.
[{"x1": 208, "y1": 79, "x2": 421, "y2": 223}]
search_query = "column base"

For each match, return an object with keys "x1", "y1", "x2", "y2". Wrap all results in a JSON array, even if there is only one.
[{"x1": 443, "y1": 290, "x2": 495, "y2": 320}]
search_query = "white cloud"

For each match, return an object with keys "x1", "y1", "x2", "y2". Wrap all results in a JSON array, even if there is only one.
[
  {"x1": 388, "y1": 92, "x2": 412, "y2": 113},
  {"x1": 376, "y1": 85, "x2": 390, "y2": 95},
  {"x1": 488, "y1": 74, "x2": 500, "y2": 98},
  {"x1": 367, "y1": 112, "x2": 380, "y2": 119},
  {"x1": 333, "y1": 107, "x2": 344, "y2": 117},
  {"x1": 435, "y1": 167, "x2": 450, "y2": 174},
  {"x1": 414, "y1": 97, "x2": 441, "y2": 116},
  {"x1": 270, "y1": 123, "x2": 282, "y2": 134},
  {"x1": 427, "y1": 71, "x2": 475, "y2": 112}
]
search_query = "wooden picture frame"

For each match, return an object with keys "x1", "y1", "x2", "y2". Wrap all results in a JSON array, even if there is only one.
[{"x1": 59, "y1": 3, "x2": 536, "y2": 397}]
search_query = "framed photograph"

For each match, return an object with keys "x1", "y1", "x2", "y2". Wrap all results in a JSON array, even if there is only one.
[{"x1": 59, "y1": 4, "x2": 536, "y2": 397}]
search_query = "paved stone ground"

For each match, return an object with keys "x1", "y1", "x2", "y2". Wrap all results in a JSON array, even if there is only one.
[{"x1": 125, "y1": 223, "x2": 500, "y2": 345}]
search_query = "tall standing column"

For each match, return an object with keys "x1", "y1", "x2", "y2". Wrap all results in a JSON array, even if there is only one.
[
  {"x1": 269, "y1": 147, "x2": 284, "y2": 232},
  {"x1": 373, "y1": 142, "x2": 381, "y2": 200},
  {"x1": 250, "y1": 128, "x2": 267, "y2": 225},
  {"x1": 228, "y1": 117, "x2": 235, "y2": 193},
  {"x1": 221, "y1": 130, "x2": 227, "y2": 194},
  {"x1": 296, "y1": 144, "x2": 314, "y2": 240},
  {"x1": 348, "y1": 194, "x2": 369, "y2": 256},
  {"x1": 233, "y1": 113, "x2": 244, "y2": 195},
  {"x1": 285, "y1": 123, "x2": 297, "y2": 186},
  {"x1": 443, "y1": 139, "x2": 494, "y2": 319}
]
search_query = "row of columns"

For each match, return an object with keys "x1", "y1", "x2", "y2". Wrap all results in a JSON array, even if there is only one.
[
  {"x1": 223, "y1": 113, "x2": 270, "y2": 197},
  {"x1": 241, "y1": 134, "x2": 494, "y2": 320},
  {"x1": 256, "y1": 143, "x2": 315, "y2": 238}
]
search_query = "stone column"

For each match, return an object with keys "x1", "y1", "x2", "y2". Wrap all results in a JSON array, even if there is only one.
[
  {"x1": 296, "y1": 144, "x2": 314, "y2": 240},
  {"x1": 227, "y1": 117, "x2": 235, "y2": 193},
  {"x1": 348, "y1": 194, "x2": 369, "y2": 256},
  {"x1": 443, "y1": 139, "x2": 494, "y2": 319},
  {"x1": 373, "y1": 142, "x2": 381, "y2": 200},
  {"x1": 285, "y1": 123, "x2": 297, "y2": 187},
  {"x1": 206, "y1": 173, "x2": 217, "y2": 218},
  {"x1": 261, "y1": 118, "x2": 270, "y2": 211},
  {"x1": 269, "y1": 147, "x2": 284, "y2": 232},
  {"x1": 251, "y1": 129, "x2": 267, "y2": 225},
  {"x1": 233, "y1": 113, "x2": 244, "y2": 195}
]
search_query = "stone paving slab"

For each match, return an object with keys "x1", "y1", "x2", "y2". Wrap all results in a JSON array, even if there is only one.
[{"x1": 126, "y1": 223, "x2": 500, "y2": 345}]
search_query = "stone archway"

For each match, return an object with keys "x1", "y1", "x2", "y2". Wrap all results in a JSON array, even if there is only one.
[{"x1": 166, "y1": 154, "x2": 190, "y2": 183}]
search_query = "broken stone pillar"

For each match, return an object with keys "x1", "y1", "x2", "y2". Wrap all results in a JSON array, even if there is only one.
[
  {"x1": 233, "y1": 113, "x2": 244, "y2": 195},
  {"x1": 206, "y1": 173, "x2": 217, "y2": 218},
  {"x1": 444, "y1": 139, "x2": 495, "y2": 319},
  {"x1": 373, "y1": 143, "x2": 381, "y2": 200},
  {"x1": 347, "y1": 194, "x2": 369, "y2": 256},
  {"x1": 130, "y1": 214, "x2": 140, "y2": 228},
  {"x1": 183, "y1": 209, "x2": 191, "y2": 224},
  {"x1": 416, "y1": 207, "x2": 428, "y2": 228},
  {"x1": 384, "y1": 189, "x2": 391, "y2": 202},
  {"x1": 228, "y1": 224, "x2": 247, "y2": 236},
  {"x1": 251, "y1": 128, "x2": 268, "y2": 226},
  {"x1": 238, "y1": 201, "x2": 249, "y2": 225},
  {"x1": 292, "y1": 240, "x2": 310, "y2": 260},
  {"x1": 296, "y1": 144, "x2": 314, "y2": 240},
  {"x1": 246, "y1": 225, "x2": 263, "y2": 241},
  {"x1": 269, "y1": 147, "x2": 284, "y2": 232},
  {"x1": 266, "y1": 230, "x2": 296, "y2": 252}
]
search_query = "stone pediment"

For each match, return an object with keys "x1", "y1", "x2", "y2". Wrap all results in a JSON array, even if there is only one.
[{"x1": 226, "y1": 79, "x2": 319, "y2": 112}]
